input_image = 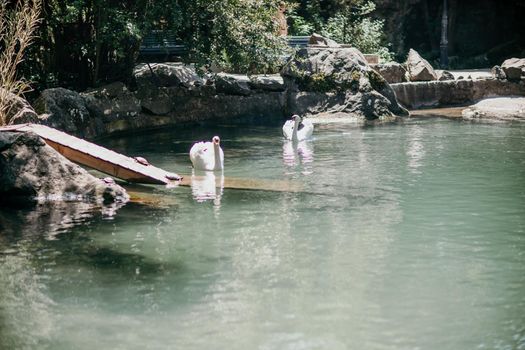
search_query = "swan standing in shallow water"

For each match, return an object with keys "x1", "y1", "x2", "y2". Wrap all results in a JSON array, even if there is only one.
[
  {"x1": 282, "y1": 114, "x2": 314, "y2": 142},
  {"x1": 189, "y1": 136, "x2": 224, "y2": 171}
]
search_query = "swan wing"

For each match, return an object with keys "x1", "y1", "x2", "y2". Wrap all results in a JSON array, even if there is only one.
[
  {"x1": 190, "y1": 141, "x2": 214, "y2": 170},
  {"x1": 282, "y1": 120, "x2": 294, "y2": 140},
  {"x1": 297, "y1": 120, "x2": 314, "y2": 140}
]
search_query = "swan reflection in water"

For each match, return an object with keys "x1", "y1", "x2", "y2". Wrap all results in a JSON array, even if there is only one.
[
  {"x1": 282, "y1": 140, "x2": 314, "y2": 175},
  {"x1": 191, "y1": 170, "x2": 224, "y2": 207}
]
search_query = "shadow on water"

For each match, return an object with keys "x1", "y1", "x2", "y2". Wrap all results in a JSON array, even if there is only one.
[{"x1": 0, "y1": 200, "x2": 192, "y2": 349}]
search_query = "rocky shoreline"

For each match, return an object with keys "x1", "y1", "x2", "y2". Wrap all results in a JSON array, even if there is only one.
[
  {"x1": 5, "y1": 49, "x2": 525, "y2": 141},
  {"x1": 1, "y1": 48, "x2": 525, "y2": 206},
  {"x1": 0, "y1": 131, "x2": 129, "y2": 205},
  {"x1": 9, "y1": 47, "x2": 411, "y2": 139}
]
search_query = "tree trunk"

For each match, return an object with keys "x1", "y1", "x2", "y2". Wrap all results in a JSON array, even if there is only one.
[
  {"x1": 447, "y1": 0, "x2": 457, "y2": 55},
  {"x1": 439, "y1": 0, "x2": 449, "y2": 68}
]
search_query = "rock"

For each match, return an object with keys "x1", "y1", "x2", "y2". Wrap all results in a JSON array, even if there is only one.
[
  {"x1": 462, "y1": 96, "x2": 525, "y2": 122},
  {"x1": 133, "y1": 63, "x2": 205, "y2": 90},
  {"x1": 32, "y1": 88, "x2": 93, "y2": 138},
  {"x1": 373, "y1": 63, "x2": 408, "y2": 83},
  {"x1": 501, "y1": 58, "x2": 525, "y2": 81},
  {"x1": 215, "y1": 73, "x2": 252, "y2": 96},
  {"x1": 0, "y1": 88, "x2": 39, "y2": 125},
  {"x1": 405, "y1": 49, "x2": 438, "y2": 81},
  {"x1": 281, "y1": 47, "x2": 407, "y2": 121},
  {"x1": 308, "y1": 33, "x2": 340, "y2": 47},
  {"x1": 82, "y1": 82, "x2": 141, "y2": 121},
  {"x1": 491, "y1": 65, "x2": 506, "y2": 80},
  {"x1": 0, "y1": 131, "x2": 129, "y2": 205},
  {"x1": 248, "y1": 75, "x2": 285, "y2": 92},
  {"x1": 438, "y1": 70, "x2": 455, "y2": 81}
]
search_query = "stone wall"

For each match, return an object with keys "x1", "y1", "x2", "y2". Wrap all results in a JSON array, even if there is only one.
[
  {"x1": 12, "y1": 48, "x2": 409, "y2": 139},
  {"x1": 391, "y1": 78, "x2": 525, "y2": 109}
]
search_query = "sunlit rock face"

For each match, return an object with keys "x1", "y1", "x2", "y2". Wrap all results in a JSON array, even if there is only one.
[
  {"x1": 501, "y1": 58, "x2": 525, "y2": 81},
  {"x1": 372, "y1": 63, "x2": 409, "y2": 84},
  {"x1": 0, "y1": 131, "x2": 129, "y2": 205},
  {"x1": 405, "y1": 49, "x2": 437, "y2": 82},
  {"x1": 281, "y1": 46, "x2": 408, "y2": 122}
]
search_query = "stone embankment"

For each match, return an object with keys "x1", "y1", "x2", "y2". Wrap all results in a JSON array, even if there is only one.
[
  {"x1": 371, "y1": 50, "x2": 525, "y2": 119},
  {"x1": 10, "y1": 45, "x2": 408, "y2": 139},
  {"x1": 391, "y1": 79, "x2": 525, "y2": 109},
  {"x1": 7, "y1": 47, "x2": 525, "y2": 139}
]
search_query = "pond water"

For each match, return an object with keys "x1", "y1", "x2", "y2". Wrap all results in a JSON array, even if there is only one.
[{"x1": 1, "y1": 117, "x2": 524, "y2": 350}]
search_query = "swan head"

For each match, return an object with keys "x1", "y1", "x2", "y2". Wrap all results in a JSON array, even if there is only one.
[
  {"x1": 212, "y1": 136, "x2": 220, "y2": 145},
  {"x1": 291, "y1": 114, "x2": 302, "y2": 123}
]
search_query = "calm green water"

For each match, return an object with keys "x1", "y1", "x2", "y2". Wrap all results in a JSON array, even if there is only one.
[{"x1": 1, "y1": 118, "x2": 524, "y2": 350}]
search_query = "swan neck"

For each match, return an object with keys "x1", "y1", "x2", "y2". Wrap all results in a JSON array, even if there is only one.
[
  {"x1": 213, "y1": 143, "x2": 222, "y2": 170},
  {"x1": 292, "y1": 118, "x2": 300, "y2": 142}
]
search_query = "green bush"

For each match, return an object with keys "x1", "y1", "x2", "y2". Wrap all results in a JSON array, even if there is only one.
[{"x1": 320, "y1": 2, "x2": 394, "y2": 62}]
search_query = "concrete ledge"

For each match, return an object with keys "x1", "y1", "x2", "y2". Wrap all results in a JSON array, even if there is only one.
[{"x1": 391, "y1": 78, "x2": 525, "y2": 109}]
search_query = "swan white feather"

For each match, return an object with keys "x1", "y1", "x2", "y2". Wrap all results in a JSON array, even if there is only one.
[
  {"x1": 189, "y1": 136, "x2": 224, "y2": 171},
  {"x1": 282, "y1": 115, "x2": 314, "y2": 141}
]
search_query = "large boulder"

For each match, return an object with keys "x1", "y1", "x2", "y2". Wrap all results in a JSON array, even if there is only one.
[
  {"x1": 501, "y1": 58, "x2": 525, "y2": 81},
  {"x1": 308, "y1": 33, "x2": 340, "y2": 47},
  {"x1": 372, "y1": 63, "x2": 408, "y2": 83},
  {"x1": 248, "y1": 75, "x2": 285, "y2": 92},
  {"x1": 133, "y1": 63, "x2": 205, "y2": 90},
  {"x1": 281, "y1": 47, "x2": 408, "y2": 121},
  {"x1": 82, "y1": 82, "x2": 141, "y2": 122},
  {"x1": 405, "y1": 49, "x2": 438, "y2": 81},
  {"x1": 491, "y1": 65, "x2": 506, "y2": 80},
  {"x1": 214, "y1": 73, "x2": 252, "y2": 96},
  {"x1": 32, "y1": 88, "x2": 93, "y2": 138},
  {"x1": 1, "y1": 89, "x2": 39, "y2": 125},
  {"x1": 0, "y1": 131, "x2": 129, "y2": 205}
]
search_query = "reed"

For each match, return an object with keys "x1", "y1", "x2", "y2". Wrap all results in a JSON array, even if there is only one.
[{"x1": 0, "y1": 0, "x2": 41, "y2": 126}]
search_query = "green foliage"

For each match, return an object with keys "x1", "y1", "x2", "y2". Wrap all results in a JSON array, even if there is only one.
[
  {"x1": 21, "y1": 0, "x2": 152, "y2": 90},
  {"x1": 21, "y1": 0, "x2": 289, "y2": 89},
  {"x1": 167, "y1": 0, "x2": 288, "y2": 74},
  {"x1": 288, "y1": 0, "x2": 394, "y2": 62},
  {"x1": 287, "y1": 7, "x2": 315, "y2": 36},
  {"x1": 320, "y1": 2, "x2": 393, "y2": 62}
]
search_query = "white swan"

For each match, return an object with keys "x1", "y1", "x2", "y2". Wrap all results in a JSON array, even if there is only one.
[
  {"x1": 189, "y1": 136, "x2": 224, "y2": 171},
  {"x1": 282, "y1": 114, "x2": 314, "y2": 142}
]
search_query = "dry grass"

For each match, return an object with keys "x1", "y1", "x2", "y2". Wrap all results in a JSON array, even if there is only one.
[{"x1": 0, "y1": 0, "x2": 41, "y2": 126}]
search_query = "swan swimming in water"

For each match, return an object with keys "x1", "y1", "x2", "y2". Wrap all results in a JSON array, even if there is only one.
[
  {"x1": 282, "y1": 114, "x2": 314, "y2": 141},
  {"x1": 189, "y1": 136, "x2": 224, "y2": 171}
]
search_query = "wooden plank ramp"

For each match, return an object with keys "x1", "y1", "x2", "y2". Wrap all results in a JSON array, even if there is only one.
[
  {"x1": 5, "y1": 124, "x2": 181, "y2": 185},
  {"x1": 1, "y1": 124, "x2": 302, "y2": 193}
]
